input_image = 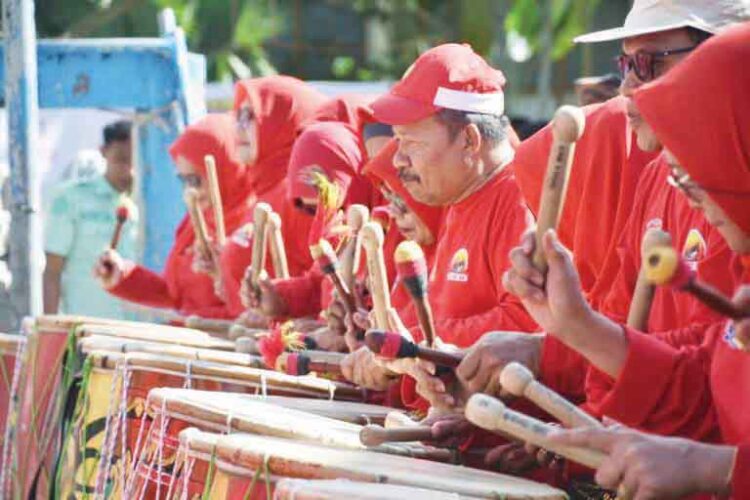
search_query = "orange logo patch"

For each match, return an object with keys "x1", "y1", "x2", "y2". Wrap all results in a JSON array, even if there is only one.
[{"x1": 446, "y1": 248, "x2": 469, "y2": 282}]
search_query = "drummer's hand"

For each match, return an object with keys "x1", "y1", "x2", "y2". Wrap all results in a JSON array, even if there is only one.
[
  {"x1": 422, "y1": 411, "x2": 476, "y2": 448},
  {"x1": 248, "y1": 278, "x2": 289, "y2": 318},
  {"x1": 547, "y1": 423, "x2": 736, "y2": 499},
  {"x1": 403, "y1": 339, "x2": 465, "y2": 411},
  {"x1": 191, "y1": 241, "x2": 221, "y2": 276},
  {"x1": 307, "y1": 326, "x2": 348, "y2": 353},
  {"x1": 456, "y1": 331, "x2": 544, "y2": 396},
  {"x1": 484, "y1": 442, "x2": 544, "y2": 475},
  {"x1": 239, "y1": 266, "x2": 269, "y2": 309},
  {"x1": 326, "y1": 298, "x2": 348, "y2": 336},
  {"x1": 340, "y1": 346, "x2": 394, "y2": 391},
  {"x1": 237, "y1": 308, "x2": 269, "y2": 329},
  {"x1": 93, "y1": 249, "x2": 132, "y2": 289},
  {"x1": 503, "y1": 230, "x2": 593, "y2": 339},
  {"x1": 344, "y1": 308, "x2": 372, "y2": 352},
  {"x1": 732, "y1": 285, "x2": 750, "y2": 352}
]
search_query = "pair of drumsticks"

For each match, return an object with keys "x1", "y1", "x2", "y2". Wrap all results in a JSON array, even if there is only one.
[{"x1": 183, "y1": 155, "x2": 227, "y2": 264}]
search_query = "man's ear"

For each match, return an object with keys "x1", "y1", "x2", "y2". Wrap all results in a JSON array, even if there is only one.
[{"x1": 463, "y1": 123, "x2": 482, "y2": 155}]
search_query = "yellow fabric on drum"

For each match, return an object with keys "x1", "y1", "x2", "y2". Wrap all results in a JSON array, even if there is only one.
[{"x1": 58, "y1": 367, "x2": 121, "y2": 498}]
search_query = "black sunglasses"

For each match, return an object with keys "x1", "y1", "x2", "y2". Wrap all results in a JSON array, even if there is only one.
[
  {"x1": 294, "y1": 198, "x2": 317, "y2": 216},
  {"x1": 616, "y1": 46, "x2": 696, "y2": 82}
]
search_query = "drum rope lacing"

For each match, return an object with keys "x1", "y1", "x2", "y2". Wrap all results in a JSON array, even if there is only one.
[
  {"x1": 153, "y1": 397, "x2": 170, "y2": 500},
  {"x1": 0, "y1": 337, "x2": 26, "y2": 498},
  {"x1": 93, "y1": 359, "x2": 128, "y2": 499}
]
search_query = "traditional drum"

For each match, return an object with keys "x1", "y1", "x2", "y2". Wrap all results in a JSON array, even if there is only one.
[
  {"x1": 170, "y1": 429, "x2": 565, "y2": 500},
  {"x1": 53, "y1": 348, "x2": 368, "y2": 499},
  {"x1": 0, "y1": 333, "x2": 25, "y2": 497},
  {"x1": 5, "y1": 315, "x2": 233, "y2": 499},
  {"x1": 274, "y1": 478, "x2": 477, "y2": 499}
]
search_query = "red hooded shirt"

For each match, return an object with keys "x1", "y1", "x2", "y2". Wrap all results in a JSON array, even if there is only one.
[
  {"x1": 219, "y1": 76, "x2": 327, "y2": 316},
  {"x1": 272, "y1": 121, "x2": 370, "y2": 318},
  {"x1": 108, "y1": 113, "x2": 247, "y2": 318},
  {"x1": 589, "y1": 24, "x2": 750, "y2": 498}
]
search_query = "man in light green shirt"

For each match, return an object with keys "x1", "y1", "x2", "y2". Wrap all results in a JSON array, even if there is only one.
[{"x1": 43, "y1": 121, "x2": 138, "y2": 319}]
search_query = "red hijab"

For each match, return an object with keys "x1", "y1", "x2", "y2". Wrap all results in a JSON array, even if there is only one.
[
  {"x1": 303, "y1": 93, "x2": 376, "y2": 135},
  {"x1": 168, "y1": 113, "x2": 251, "y2": 255},
  {"x1": 233, "y1": 76, "x2": 327, "y2": 195},
  {"x1": 635, "y1": 23, "x2": 750, "y2": 235},
  {"x1": 363, "y1": 139, "x2": 444, "y2": 241},
  {"x1": 512, "y1": 96, "x2": 656, "y2": 292},
  {"x1": 286, "y1": 121, "x2": 365, "y2": 203}
]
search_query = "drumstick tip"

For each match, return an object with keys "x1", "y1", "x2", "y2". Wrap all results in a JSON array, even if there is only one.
[
  {"x1": 465, "y1": 393, "x2": 506, "y2": 430},
  {"x1": 499, "y1": 362, "x2": 535, "y2": 397},
  {"x1": 552, "y1": 105, "x2": 586, "y2": 143}
]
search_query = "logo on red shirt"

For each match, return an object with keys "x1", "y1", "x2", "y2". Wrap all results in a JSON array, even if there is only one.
[
  {"x1": 682, "y1": 229, "x2": 707, "y2": 271},
  {"x1": 447, "y1": 248, "x2": 469, "y2": 282}
]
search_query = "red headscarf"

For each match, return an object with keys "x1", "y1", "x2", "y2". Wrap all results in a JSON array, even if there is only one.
[
  {"x1": 512, "y1": 96, "x2": 656, "y2": 292},
  {"x1": 363, "y1": 139, "x2": 444, "y2": 241},
  {"x1": 635, "y1": 23, "x2": 750, "y2": 235},
  {"x1": 233, "y1": 75, "x2": 327, "y2": 195},
  {"x1": 168, "y1": 113, "x2": 251, "y2": 255},
  {"x1": 303, "y1": 93, "x2": 376, "y2": 136},
  {"x1": 286, "y1": 121, "x2": 365, "y2": 203}
]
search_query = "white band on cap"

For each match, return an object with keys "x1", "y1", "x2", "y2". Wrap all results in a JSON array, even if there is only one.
[{"x1": 433, "y1": 86, "x2": 505, "y2": 115}]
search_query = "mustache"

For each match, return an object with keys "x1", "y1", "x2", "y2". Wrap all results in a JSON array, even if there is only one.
[{"x1": 397, "y1": 168, "x2": 420, "y2": 183}]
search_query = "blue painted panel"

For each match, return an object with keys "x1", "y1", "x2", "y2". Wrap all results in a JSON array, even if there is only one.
[
  {"x1": 0, "y1": 39, "x2": 180, "y2": 109},
  {"x1": 0, "y1": 35, "x2": 206, "y2": 271},
  {"x1": 137, "y1": 107, "x2": 186, "y2": 271}
]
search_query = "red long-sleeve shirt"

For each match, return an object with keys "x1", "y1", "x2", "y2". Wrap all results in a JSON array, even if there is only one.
[{"x1": 424, "y1": 167, "x2": 537, "y2": 347}]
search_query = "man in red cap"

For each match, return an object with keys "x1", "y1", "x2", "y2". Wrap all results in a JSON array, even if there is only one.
[
  {"x1": 367, "y1": 43, "x2": 537, "y2": 354},
  {"x1": 440, "y1": 1, "x2": 750, "y2": 413}
]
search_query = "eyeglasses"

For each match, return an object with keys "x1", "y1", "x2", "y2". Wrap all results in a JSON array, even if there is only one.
[
  {"x1": 293, "y1": 198, "x2": 317, "y2": 216},
  {"x1": 178, "y1": 173, "x2": 202, "y2": 188},
  {"x1": 237, "y1": 107, "x2": 255, "y2": 129},
  {"x1": 616, "y1": 46, "x2": 696, "y2": 82}
]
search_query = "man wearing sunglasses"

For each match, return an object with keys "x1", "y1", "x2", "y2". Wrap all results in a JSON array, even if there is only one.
[
  {"x1": 416, "y1": 0, "x2": 750, "y2": 453},
  {"x1": 576, "y1": 0, "x2": 747, "y2": 153}
]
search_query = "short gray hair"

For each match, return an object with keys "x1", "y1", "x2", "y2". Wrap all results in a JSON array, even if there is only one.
[{"x1": 435, "y1": 108, "x2": 509, "y2": 147}]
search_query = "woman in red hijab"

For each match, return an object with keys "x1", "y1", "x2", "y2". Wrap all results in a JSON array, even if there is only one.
[
  {"x1": 95, "y1": 113, "x2": 250, "y2": 318},
  {"x1": 236, "y1": 95, "x2": 394, "y2": 324},
  {"x1": 506, "y1": 24, "x2": 750, "y2": 499},
  {"x1": 218, "y1": 76, "x2": 327, "y2": 317}
]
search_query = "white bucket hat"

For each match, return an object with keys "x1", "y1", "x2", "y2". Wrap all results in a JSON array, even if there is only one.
[{"x1": 575, "y1": 0, "x2": 750, "y2": 43}]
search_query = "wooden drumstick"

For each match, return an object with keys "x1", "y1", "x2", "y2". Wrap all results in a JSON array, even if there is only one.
[
  {"x1": 360, "y1": 424, "x2": 433, "y2": 447},
  {"x1": 184, "y1": 188, "x2": 211, "y2": 256},
  {"x1": 465, "y1": 393, "x2": 606, "y2": 470},
  {"x1": 645, "y1": 245, "x2": 749, "y2": 321},
  {"x1": 110, "y1": 200, "x2": 132, "y2": 250},
  {"x1": 310, "y1": 239, "x2": 357, "y2": 313},
  {"x1": 275, "y1": 351, "x2": 344, "y2": 376},
  {"x1": 204, "y1": 155, "x2": 226, "y2": 246},
  {"x1": 533, "y1": 106, "x2": 586, "y2": 273},
  {"x1": 500, "y1": 362, "x2": 601, "y2": 429},
  {"x1": 365, "y1": 329, "x2": 462, "y2": 369},
  {"x1": 361, "y1": 222, "x2": 392, "y2": 329},
  {"x1": 627, "y1": 228, "x2": 673, "y2": 330},
  {"x1": 341, "y1": 204, "x2": 369, "y2": 289},
  {"x1": 394, "y1": 241, "x2": 436, "y2": 347},
  {"x1": 250, "y1": 202, "x2": 272, "y2": 290},
  {"x1": 267, "y1": 212, "x2": 290, "y2": 279}
]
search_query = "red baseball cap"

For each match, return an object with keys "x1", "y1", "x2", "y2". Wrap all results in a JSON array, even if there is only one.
[{"x1": 372, "y1": 43, "x2": 506, "y2": 126}]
